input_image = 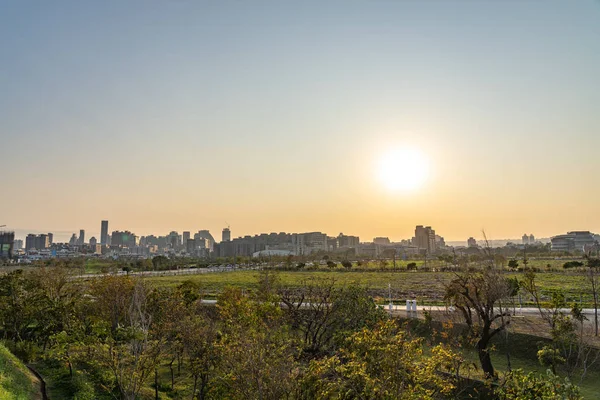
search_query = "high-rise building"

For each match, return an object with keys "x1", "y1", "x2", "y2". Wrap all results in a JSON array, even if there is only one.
[
  {"x1": 0, "y1": 231, "x2": 14, "y2": 259},
  {"x1": 183, "y1": 231, "x2": 190, "y2": 246},
  {"x1": 13, "y1": 239, "x2": 23, "y2": 251},
  {"x1": 89, "y1": 237, "x2": 97, "y2": 247},
  {"x1": 195, "y1": 230, "x2": 215, "y2": 251},
  {"x1": 111, "y1": 231, "x2": 137, "y2": 248},
  {"x1": 222, "y1": 227, "x2": 231, "y2": 242},
  {"x1": 25, "y1": 234, "x2": 49, "y2": 251},
  {"x1": 373, "y1": 237, "x2": 391, "y2": 245},
  {"x1": 338, "y1": 233, "x2": 359, "y2": 247},
  {"x1": 529, "y1": 234, "x2": 535, "y2": 244},
  {"x1": 292, "y1": 232, "x2": 328, "y2": 255},
  {"x1": 467, "y1": 237, "x2": 477, "y2": 248},
  {"x1": 522, "y1": 234, "x2": 529, "y2": 245},
  {"x1": 69, "y1": 234, "x2": 78, "y2": 246},
  {"x1": 168, "y1": 231, "x2": 180, "y2": 248},
  {"x1": 414, "y1": 225, "x2": 437, "y2": 254},
  {"x1": 47, "y1": 233, "x2": 53, "y2": 246},
  {"x1": 78, "y1": 230, "x2": 85, "y2": 246},
  {"x1": 101, "y1": 220, "x2": 109, "y2": 245}
]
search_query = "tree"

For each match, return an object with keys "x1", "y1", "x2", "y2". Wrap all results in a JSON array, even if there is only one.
[
  {"x1": 521, "y1": 271, "x2": 600, "y2": 380},
  {"x1": 216, "y1": 286, "x2": 298, "y2": 399},
  {"x1": 279, "y1": 279, "x2": 385, "y2": 355},
  {"x1": 90, "y1": 279, "x2": 163, "y2": 400},
  {"x1": 444, "y1": 268, "x2": 513, "y2": 378},
  {"x1": 498, "y1": 369, "x2": 582, "y2": 400},
  {"x1": 584, "y1": 256, "x2": 600, "y2": 336},
  {"x1": 302, "y1": 319, "x2": 459, "y2": 399},
  {"x1": 181, "y1": 314, "x2": 219, "y2": 400},
  {"x1": 507, "y1": 259, "x2": 519, "y2": 269}
]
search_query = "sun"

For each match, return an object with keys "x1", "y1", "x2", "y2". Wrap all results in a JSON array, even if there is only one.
[{"x1": 376, "y1": 147, "x2": 430, "y2": 192}]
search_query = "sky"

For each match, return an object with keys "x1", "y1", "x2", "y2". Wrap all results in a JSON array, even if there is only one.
[{"x1": 1, "y1": 1, "x2": 599, "y2": 243}]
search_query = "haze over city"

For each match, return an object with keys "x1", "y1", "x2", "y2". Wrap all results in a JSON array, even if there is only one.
[{"x1": 2, "y1": 1, "x2": 600, "y2": 241}]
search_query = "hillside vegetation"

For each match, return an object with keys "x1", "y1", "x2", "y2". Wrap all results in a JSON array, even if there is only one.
[{"x1": 0, "y1": 343, "x2": 40, "y2": 400}]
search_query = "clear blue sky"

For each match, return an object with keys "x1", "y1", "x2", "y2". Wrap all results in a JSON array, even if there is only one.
[{"x1": 1, "y1": 1, "x2": 599, "y2": 242}]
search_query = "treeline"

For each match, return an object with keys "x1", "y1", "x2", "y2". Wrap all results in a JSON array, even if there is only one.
[{"x1": 0, "y1": 267, "x2": 585, "y2": 399}]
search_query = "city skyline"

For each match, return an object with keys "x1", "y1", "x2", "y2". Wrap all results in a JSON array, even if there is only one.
[
  {"x1": 2, "y1": 1, "x2": 599, "y2": 241},
  {"x1": 5, "y1": 219, "x2": 574, "y2": 244}
]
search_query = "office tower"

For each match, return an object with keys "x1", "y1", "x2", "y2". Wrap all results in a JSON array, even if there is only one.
[
  {"x1": 522, "y1": 234, "x2": 529, "y2": 245},
  {"x1": 183, "y1": 231, "x2": 190, "y2": 246},
  {"x1": 222, "y1": 227, "x2": 231, "y2": 242},
  {"x1": 79, "y1": 229, "x2": 85, "y2": 246},
  {"x1": 467, "y1": 237, "x2": 477, "y2": 248},
  {"x1": 529, "y1": 234, "x2": 535, "y2": 243},
  {"x1": 89, "y1": 237, "x2": 97, "y2": 247},
  {"x1": 47, "y1": 233, "x2": 53, "y2": 246},
  {"x1": 101, "y1": 220, "x2": 109, "y2": 245},
  {"x1": 69, "y1": 234, "x2": 78, "y2": 246}
]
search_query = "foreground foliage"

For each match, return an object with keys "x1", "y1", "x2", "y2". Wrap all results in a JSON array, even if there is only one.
[{"x1": 0, "y1": 267, "x2": 590, "y2": 399}]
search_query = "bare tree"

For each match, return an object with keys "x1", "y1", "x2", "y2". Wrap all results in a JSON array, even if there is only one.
[
  {"x1": 445, "y1": 267, "x2": 512, "y2": 378},
  {"x1": 584, "y1": 255, "x2": 599, "y2": 336}
]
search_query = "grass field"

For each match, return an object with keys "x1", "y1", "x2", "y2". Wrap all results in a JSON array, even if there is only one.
[{"x1": 148, "y1": 269, "x2": 593, "y2": 305}]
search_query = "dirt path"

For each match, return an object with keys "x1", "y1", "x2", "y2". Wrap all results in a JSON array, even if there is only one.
[{"x1": 26, "y1": 365, "x2": 48, "y2": 400}]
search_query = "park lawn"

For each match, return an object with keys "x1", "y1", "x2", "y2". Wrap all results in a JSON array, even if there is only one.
[{"x1": 466, "y1": 332, "x2": 600, "y2": 399}]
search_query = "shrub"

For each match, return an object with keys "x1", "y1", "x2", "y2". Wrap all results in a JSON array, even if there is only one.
[{"x1": 563, "y1": 261, "x2": 584, "y2": 269}]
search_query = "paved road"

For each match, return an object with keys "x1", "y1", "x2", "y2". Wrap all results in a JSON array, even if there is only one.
[
  {"x1": 198, "y1": 299, "x2": 598, "y2": 317},
  {"x1": 74, "y1": 266, "x2": 250, "y2": 280}
]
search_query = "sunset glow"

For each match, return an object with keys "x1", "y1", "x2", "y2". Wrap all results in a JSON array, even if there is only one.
[{"x1": 376, "y1": 147, "x2": 429, "y2": 193}]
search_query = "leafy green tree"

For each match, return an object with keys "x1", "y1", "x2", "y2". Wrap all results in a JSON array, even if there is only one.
[
  {"x1": 302, "y1": 319, "x2": 459, "y2": 399},
  {"x1": 279, "y1": 279, "x2": 385, "y2": 355},
  {"x1": 216, "y1": 287, "x2": 298, "y2": 399}
]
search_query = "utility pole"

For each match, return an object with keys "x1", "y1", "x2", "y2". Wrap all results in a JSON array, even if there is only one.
[{"x1": 388, "y1": 283, "x2": 392, "y2": 314}]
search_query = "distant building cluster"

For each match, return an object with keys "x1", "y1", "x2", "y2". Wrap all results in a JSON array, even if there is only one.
[
  {"x1": 3, "y1": 220, "x2": 599, "y2": 263},
  {"x1": 522, "y1": 233, "x2": 536, "y2": 245}
]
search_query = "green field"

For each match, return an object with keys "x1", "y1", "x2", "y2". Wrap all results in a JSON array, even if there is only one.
[{"x1": 148, "y1": 269, "x2": 593, "y2": 305}]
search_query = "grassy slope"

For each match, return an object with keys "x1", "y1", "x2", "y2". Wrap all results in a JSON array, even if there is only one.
[{"x1": 0, "y1": 344, "x2": 40, "y2": 400}]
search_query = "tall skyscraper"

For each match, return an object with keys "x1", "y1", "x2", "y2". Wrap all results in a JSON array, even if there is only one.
[
  {"x1": 222, "y1": 227, "x2": 231, "y2": 242},
  {"x1": 47, "y1": 232, "x2": 53, "y2": 246},
  {"x1": 183, "y1": 231, "x2": 191, "y2": 245},
  {"x1": 79, "y1": 229, "x2": 85, "y2": 246},
  {"x1": 101, "y1": 220, "x2": 109, "y2": 245}
]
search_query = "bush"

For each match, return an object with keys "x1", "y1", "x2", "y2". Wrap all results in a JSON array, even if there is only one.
[
  {"x1": 406, "y1": 262, "x2": 417, "y2": 271},
  {"x1": 341, "y1": 260, "x2": 352, "y2": 269},
  {"x1": 498, "y1": 369, "x2": 581, "y2": 400},
  {"x1": 563, "y1": 261, "x2": 584, "y2": 269}
]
